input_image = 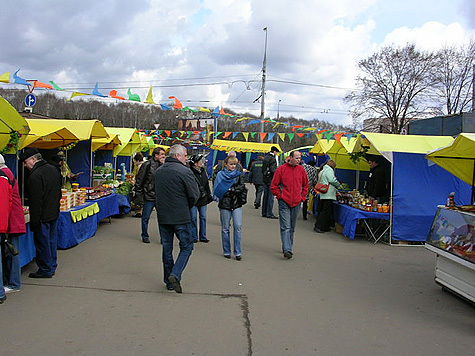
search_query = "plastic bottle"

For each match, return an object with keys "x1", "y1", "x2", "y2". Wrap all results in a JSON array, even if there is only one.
[{"x1": 446, "y1": 192, "x2": 455, "y2": 207}]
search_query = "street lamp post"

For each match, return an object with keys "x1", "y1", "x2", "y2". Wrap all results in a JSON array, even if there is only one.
[
  {"x1": 277, "y1": 99, "x2": 281, "y2": 120},
  {"x1": 259, "y1": 27, "x2": 268, "y2": 142}
]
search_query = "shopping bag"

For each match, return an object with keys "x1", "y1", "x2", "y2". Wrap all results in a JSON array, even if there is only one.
[{"x1": 314, "y1": 182, "x2": 329, "y2": 193}]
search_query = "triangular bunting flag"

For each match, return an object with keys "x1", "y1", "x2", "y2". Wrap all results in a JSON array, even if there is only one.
[
  {"x1": 223, "y1": 132, "x2": 232, "y2": 138},
  {"x1": 232, "y1": 132, "x2": 239, "y2": 139},
  {"x1": 160, "y1": 104, "x2": 171, "y2": 110},
  {"x1": 168, "y1": 96, "x2": 183, "y2": 109},
  {"x1": 127, "y1": 88, "x2": 141, "y2": 102},
  {"x1": 250, "y1": 132, "x2": 257, "y2": 139},
  {"x1": 242, "y1": 132, "x2": 249, "y2": 141},
  {"x1": 259, "y1": 132, "x2": 267, "y2": 141},
  {"x1": 92, "y1": 83, "x2": 107, "y2": 97},
  {"x1": 267, "y1": 133, "x2": 275, "y2": 141},
  {"x1": 109, "y1": 90, "x2": 125, "y2": 100},
  {"x1": 0, "y1": 72, "x2": 10, "y2": 83},
  {"x1": 33, "y1": 81, "x2": 53, "y2": 89},
  {"x1": 145, "y1": 86, "x2": 155, "y2": 104},
  {"x1": 296, "y1": 133, "x2": 304, "y2": 138},
  {"x1": 277, "y1": 133, "x2": 286, "y2": 141},
  {"x1": 68, "y1": 92, "x2": 90, "y2": 100},
  {"x1": 288, "y1": 133, "x2": 295, "y2": 143},
  {"x1": 13, "y1": 70, "x2": 30, "y2": 86},
  {"x1": 49, "y1": 81, "x2": 64, "y2": 90}
]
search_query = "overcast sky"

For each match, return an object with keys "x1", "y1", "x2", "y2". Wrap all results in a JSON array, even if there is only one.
[{"x1": 0, "y1": 0, "x2": 474, "y2": 127}]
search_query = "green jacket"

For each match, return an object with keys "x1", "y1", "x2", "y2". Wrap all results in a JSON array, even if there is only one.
[{"x1": 318, "y1": 165, "x2": 340, "y2": 200}]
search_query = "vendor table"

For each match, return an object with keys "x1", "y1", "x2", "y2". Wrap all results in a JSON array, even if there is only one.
[
  {"x1": 333, "y1": 202, "x2": 390, "y2": 243},
  {"x1": 57, "y1": 194, "x2": 120, "y2": 249},
  {"x1": 19, "y1": 223, "x2": 35, "y2": 268}
]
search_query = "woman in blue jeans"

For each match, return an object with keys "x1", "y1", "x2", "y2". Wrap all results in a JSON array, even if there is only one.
[
  {"x1": 189, "y1": 155, "x2": 213, "y2": 243},
  {"x1": 213, "y1": 156, "x2": 247, "y2": 260}
]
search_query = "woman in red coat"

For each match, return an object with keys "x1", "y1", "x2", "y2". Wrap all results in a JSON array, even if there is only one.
[{"x1": 0, "y1": 154, "x2": 25, "y2": 294}]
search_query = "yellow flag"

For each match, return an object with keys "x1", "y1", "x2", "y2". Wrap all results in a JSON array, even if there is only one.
[
  {"x1": 144, "y1": 85, "x2": 155, "y2": 104},
  {"x1": 199, "y1": 107, "x2": 211, "y2": 112},
  {"x1": 68, "y1": 92, "x2": 90, "y2": 101},
  {"x1": 242, "y1": 132, "x2": 249, "y2": 141},
  {"x1": 278, "y1": 133, "x2": 286, "y2": 141},
  {"x1": 0, "y1": 72, "x2": 9, "y2": 83}
]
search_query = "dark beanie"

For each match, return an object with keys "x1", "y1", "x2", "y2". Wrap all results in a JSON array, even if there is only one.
[{"x1": 19, "y1": 147, "x2": 39, "y2": 161}]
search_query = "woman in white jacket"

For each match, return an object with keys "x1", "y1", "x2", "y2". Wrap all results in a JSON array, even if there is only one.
[{"x1": 314, "y1": 160, "x2": 341, "y2": 233}]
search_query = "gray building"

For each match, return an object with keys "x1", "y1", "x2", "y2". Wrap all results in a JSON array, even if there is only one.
[{"x1": 408, "y1": 112, "x2": 475, "y2": 136}]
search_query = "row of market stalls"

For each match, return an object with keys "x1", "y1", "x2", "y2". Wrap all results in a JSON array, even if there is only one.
[{"x1": 306, "y1": 132, "x2": 472, "y2": 244}]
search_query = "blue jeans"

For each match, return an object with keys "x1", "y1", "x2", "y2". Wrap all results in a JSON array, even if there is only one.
[
  {"x1": 141, "y1": 200, "x2": 156, "y2": 239},
  {"x1": 261, "y1": 183, "x2": 275, "y2": 217},
  {"x1": 190, "y1": 205, "x2": 208, "y2": 241},
  {"x1": 278, "y1": 200, "x2": 300, "y2": 254},
  {"x1": 3, "y1": 234, "x2": 21, "y2": 289},
  {"x1": 159, "y1": 223, "x2": 194, "y2": 285},
  {"x1": 219, "y1": 208, "x2": 242, "y2": 256},
  {"x1": 33, "y1": 220, "x2": 58, "y2": 276}
]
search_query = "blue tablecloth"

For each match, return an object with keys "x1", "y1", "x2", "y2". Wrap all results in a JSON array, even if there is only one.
[
  {"x1": 116, "y1": 193, "x2": 131, "y2": 214},
  {"x1": 57, "y1": 194, "x2": 120, "y2": 249},
  {"x1": 19, "y1": 223, "x2": 35, "y2": 267},
  {"x1": 333, "y1": 202, "x2": 390, "y2": 239},
  {"x1": 57, "y1": 202, "x2": 99, "y2": 249},
  {"x1": 92, "y1": 194, "x2": 120, "y2": 221}
]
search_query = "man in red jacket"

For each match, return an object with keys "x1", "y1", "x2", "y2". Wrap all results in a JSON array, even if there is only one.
[
  {"x1": 271, "y1": 151, "x2": 308, "y2": 259},
  {"x1": 0, "y1": 154, "x2": 26, "y2": 293}
]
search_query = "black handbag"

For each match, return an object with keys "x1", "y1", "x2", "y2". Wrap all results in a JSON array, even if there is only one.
[{"x1": 1, "y1": 234, "x2": 19, "y2": 257}]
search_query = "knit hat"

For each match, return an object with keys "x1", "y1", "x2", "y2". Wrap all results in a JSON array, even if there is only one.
[
  {"x1": 19, "y1": 147, "x2": 39, "y2": 161},
  {"x1": 190, "y1": 154, "x2": 203, "y2": 163}
]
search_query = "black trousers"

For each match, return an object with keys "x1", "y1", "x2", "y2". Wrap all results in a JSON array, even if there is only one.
[{"x1": 315, "y1": 199, "x2": 334, "y2": 231}]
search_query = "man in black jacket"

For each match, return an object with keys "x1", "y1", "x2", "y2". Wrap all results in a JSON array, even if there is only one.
[
  {"x1": 155, "y1": 145, "x2": 200, "y2": 293},
  {"x1": 134, "y1": 147, "x2": 165, "y2": 243},
  {"x1": 261, "y1": 146, "x2": 280, "y2": 218},
  {"x1": 248, "y1": 155, "x2": 264, "y2": 209},
  {"x1": 366, "y1": 158, "x2": 387, "y2": 203},
  {"x1": 20, "y1": 148, "x2": 61, "y2": 278}
]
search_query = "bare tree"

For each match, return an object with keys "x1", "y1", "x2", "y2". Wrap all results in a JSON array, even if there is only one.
[
  {"x1": 345, "y1": 44, "x2": 435, "y2": 134},
  {"x1": 431, "y1": 40, "x2": 475, "y2": 115}
]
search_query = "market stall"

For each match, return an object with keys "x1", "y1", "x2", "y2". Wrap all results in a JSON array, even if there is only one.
[
  {"x1": 313, "y1": 133, "x2": 470, "y2": 244},
  {"x1": 20, "y1": 118, "x2": 109, "y2": 187},
  {"x1": 425, "y1": 133, "x2": 475, "y2": 301},
  {"x1": 207, "y1": 139, "x2": 282, "y2": 176}
]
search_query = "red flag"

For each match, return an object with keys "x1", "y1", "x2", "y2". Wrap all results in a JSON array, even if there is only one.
[
  {"x1": 33, "y1": 80, "x2": 53, "y2": 89},
  {"x1": 223, "y1": 131, "x2": 232, "y2": 138},
  {"x1": 259, "y1": 132, "x2": 267, "y2": 141},
  {"x1": 168, "y1": 96, "x2": 183, "y2": 109},
  {"x1": 109, "y1": 90, "x2": 125, "y2": 100}
]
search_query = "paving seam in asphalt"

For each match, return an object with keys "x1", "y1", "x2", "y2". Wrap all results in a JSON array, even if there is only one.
[{"x1": 23, "y1": 282, "x2": 254, "y2": 356}]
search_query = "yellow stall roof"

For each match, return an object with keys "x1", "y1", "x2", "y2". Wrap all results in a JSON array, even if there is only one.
[
  {"x1": 91, "y1": 134, "x2": 122, "y2": 151},
  {"x1": 23, "y1": 119, "x2": 109, "y2": 141},
  {"x1": 0, "y1": 96, "x2": 30, "y2": 152},
  {"x1": 22, "y1": 120, "x2": 79, "y2": 149},
  {"x1": 210, "y1": 139, "x2": 282, "y2": 153},
  {"x1": 106, "y1": 127, "x2": 143, "y2": 156},
  {"x1": 426, "y1": 133, "x2": 475, "y2": 186},
  {"x1": 360, "y1": 132, "x2": 454, "y2": 163}
]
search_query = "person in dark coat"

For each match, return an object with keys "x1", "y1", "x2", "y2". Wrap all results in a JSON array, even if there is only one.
[
  {"x1": 134, "y1": 147, "x2": 166, "y2": 243},
  {"x1": 189, "y1": 154, "x2": 212, "y2": 243},
  {"x1": 213, "y1": 156, "x2": 247, "y2": 260},
  {"x1": 155, "y1": 145, "x2": 200, "y2": 293},
  {"x1": 20, "y1": 147, "x2": 61, "y2": 278},
  {"x1": 366, "y1": 158, "x2": 387, "y2": 203},
  {"x1": 261, "y1": 146, "x2": 280, "y2": 219},
  {"x1": 248, "y1": 155, "x2": 264, "y2": 209}
]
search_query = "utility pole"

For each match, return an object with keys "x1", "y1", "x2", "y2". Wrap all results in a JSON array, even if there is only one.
[
  {"x1": 472, "y1": 64, "x2": 474, "y2": 112},
  {"x1": 259, "y1": 27, "x2": 268, "y2": 141}
]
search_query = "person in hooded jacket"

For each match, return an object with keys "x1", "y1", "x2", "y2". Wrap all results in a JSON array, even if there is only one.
[
  {"x1": 189, "y1": 155, "x2": 212, "y2": 243},
  {"x1": 213, "y1": 156, "x2": 247, "y2": 260}
]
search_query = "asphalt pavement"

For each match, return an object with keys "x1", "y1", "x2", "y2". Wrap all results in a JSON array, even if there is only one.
[{"x1": 1, "y1": 192, "x2": 474, "y2": 355}]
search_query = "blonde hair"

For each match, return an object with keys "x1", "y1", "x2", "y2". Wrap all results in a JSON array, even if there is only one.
[{"x1": 224, "y1": 156, "x2": 238, "y2": 165}]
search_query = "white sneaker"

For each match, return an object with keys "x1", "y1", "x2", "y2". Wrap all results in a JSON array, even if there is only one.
[{"x1": 3, "y1": 286, "x2": 20, "y2": 294}]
